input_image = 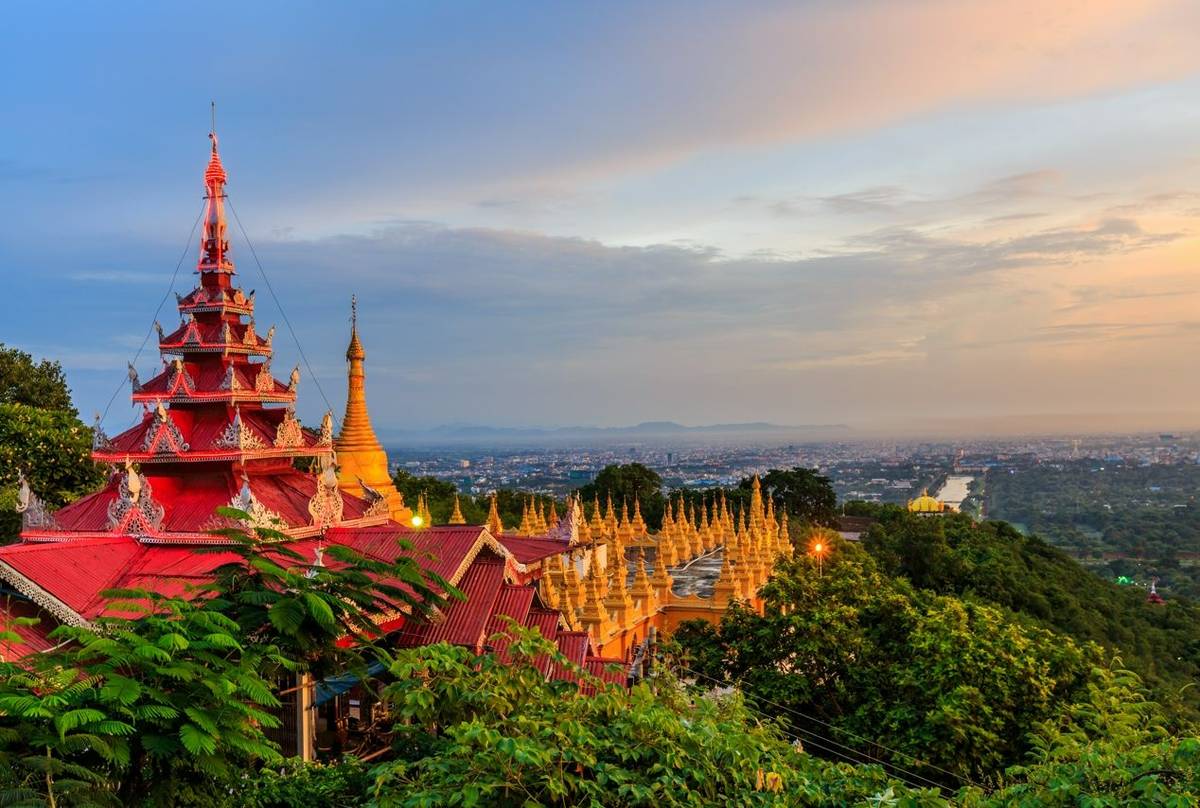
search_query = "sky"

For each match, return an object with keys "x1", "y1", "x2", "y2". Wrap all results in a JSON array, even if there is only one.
[{"x1": 3, "y1": 0, "x2": 1200, "y2": 437}]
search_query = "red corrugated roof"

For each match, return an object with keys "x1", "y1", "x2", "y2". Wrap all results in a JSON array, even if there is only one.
[
  {"x1": 0, "y1": 598, "x2": 57, "y2": 659},
  {"x1": 586, "y1": 657, "x2": 626, "y2": 685},
  {"x1": 0, "y1": 537, "x2": 141, "y2": 615},
  {"x1": 499, "y1": 535, "x2": 569, "y2": 564},
  {"x1": 420, "y1": 555, "x2": 505, "y2": 650}
]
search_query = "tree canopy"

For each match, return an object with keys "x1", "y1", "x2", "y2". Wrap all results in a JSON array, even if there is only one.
[
  {"x1": 0, "y1": 344, "x2": 76, "y2": 414},
  {"x1": 674, "y1": 540, "x2": 1098, "y2": 785},
  {"x1": 577, "y1": 463, "x2": 665, "y2": 528}
]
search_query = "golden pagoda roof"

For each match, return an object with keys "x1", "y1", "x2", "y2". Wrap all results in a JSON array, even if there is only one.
[{"x1": 907, "y1": 489, "x2": 946, "y2": 513}]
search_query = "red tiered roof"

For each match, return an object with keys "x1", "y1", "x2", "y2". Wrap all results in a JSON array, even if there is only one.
[{"x1": 2, "y1": 129, "x2": 624, "y2": 685}]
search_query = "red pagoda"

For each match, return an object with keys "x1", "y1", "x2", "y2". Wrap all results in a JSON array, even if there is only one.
[{"x1": 1, "y1": 129, "x2": 620, "y2": 756}]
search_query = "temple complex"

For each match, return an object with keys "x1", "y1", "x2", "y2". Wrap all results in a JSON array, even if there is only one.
[{"x1": 1, "y1": 128, "x2": 797, "y2": 756}]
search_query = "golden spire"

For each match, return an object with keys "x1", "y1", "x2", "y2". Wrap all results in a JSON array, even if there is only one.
[
  {"x1": 486, "y1": 493, "x2": 504, "y2": 535},
  {"x1": 448, "y1": 492, "x2": 466, "y2": 524},
  {"x1": 631, "y1": 496, "x2": 648, "y2": 538},
  {"x1": 714, "y1": 545, "x2": 737, "y2": 606},
  {"x1": 750, "y1": 474, "x2": 764, "y2": 532},
  {"x1": 631, "y1": 548, "x2": 655, "y2": 611},
  {"x1": 335, "y1": 297, "x2": 411, "y2": 522},
  {"x1": 518, "y1": 498, "x2": 532, "y2": 535},
  {"x1": 414, "y1": 492, "x2": 431, "y2": 528},
  {"x1": 589, "y1": 494, "x2": 605, "y2": 535},
  {"x1": 579, "y1": 567, "x2": 609, "y2": 640},
  {"x1": 534, "y1": 498, "x2": 547, "y2": 534},
  {"x1": 649, "y1": 544, "x2": 673, "y2": 601}
]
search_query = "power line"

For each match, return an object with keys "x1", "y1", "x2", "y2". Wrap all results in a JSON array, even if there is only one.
[
  {"x1": 675, "y1": 662, "x2": 978, "y2": 793},
  {"x1": 226, "y1": 197, "x2": 340, "y2": 430},
  {"x1": 672, "y1": 663, "x2": 950, "y2": 795},
  {"x1": 101, "y1": 201, "x2": 206, "y2": 425}
]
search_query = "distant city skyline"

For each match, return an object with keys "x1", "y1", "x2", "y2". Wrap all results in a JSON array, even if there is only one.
[{"x1": 4, "y1": 1, "x2": 1200, "y2": 435}]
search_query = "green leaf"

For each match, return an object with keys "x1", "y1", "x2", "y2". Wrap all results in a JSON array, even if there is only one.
[{"x1": 179, "y1": 723, "x2": 218, "y2": 756}]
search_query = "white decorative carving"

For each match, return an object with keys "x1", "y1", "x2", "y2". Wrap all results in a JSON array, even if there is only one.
[
  {"x1": 287, "y1": 364, "x2": 300, "y2": 393},
  {"x1": 154, "y1": 321, "x2": 164, "y2": 341},
  {"x1": 220, "y1": 321, "x2": 233, "y2": 344},
  {"x1": 273, "y1": 407, "x2": 305, "y2": 448},
  {"x1": 229, "y1": 476, "x2": 284, "y2": 531},
  {"x1": 265, "y1": 325, "x2": 275, "y2": 348},
  {"x1": 127, "y1": 362, "x2": 141, "y2": 392},
  {"x1": 92, "y1": 412, "x2": 113, "y2": 451},
  {"x1": 106, "y1": 459, "x2": 165, "y2": 534},
  {"x1": 15, "y1": 471, "x2": 57, "y2": 530},
  {"x1": 220, "y1": 364, "x2": 241, "y2": 391},
  {"x1": 317, "y1": 410, "x2": 334, "y2": 446},
  {"x1": 358, "y1": 477, "x2": 390, "y2": 519},
  {"x1": 547, "y1": 493, "x2": 581, "y2": 545},
  {"x1": 214, "y1": 408, "x2": 266, "y2": 451},
  {"x1": 308, "y1": 453, "x2": 344, "y2": 529},
  {"x1": 142, "y1": 401, "x2": 190, "y2": 454}
]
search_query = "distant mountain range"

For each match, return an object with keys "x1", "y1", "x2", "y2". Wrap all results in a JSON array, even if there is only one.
[{"x1": 381, "y1": 421, "x2": 849, "y2": 446}]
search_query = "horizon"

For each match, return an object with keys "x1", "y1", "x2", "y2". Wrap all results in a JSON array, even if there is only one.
[{"x1": 4, "y1": 1, "x2": 1200, "y2": 436}]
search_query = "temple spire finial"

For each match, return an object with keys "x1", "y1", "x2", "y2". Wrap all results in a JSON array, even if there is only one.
[{"x1": 346, "y1": 295, "x2": 365, "y2": 361}]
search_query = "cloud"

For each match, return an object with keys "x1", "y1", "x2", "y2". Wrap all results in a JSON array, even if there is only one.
[{"x1": 483, "y1": 0, "x2": 1200, "y2": 188}]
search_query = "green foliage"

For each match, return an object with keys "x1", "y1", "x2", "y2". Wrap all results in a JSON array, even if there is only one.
[
  {"x1": 0, "y1": 402, "x2": 106, "y2": 542},
  {"x1": 0, "y1": 344, "x2": 76, "y2": 414},
  {"x1": 0, "y1": 589, "x2": 285, "y2": 806},
  {"x1": 861, "y1": 510, "x2": 1200, "y2": 724},
  {"x1": 962, "y1": 666, "x2": 1200, "y2": 806},
  {"x1": 203, "y1": 510, "x2": 460, "y2": 682},
  {"x1": 756, "y1": 467, "x2": 838, "y2": 527},
  {"x1": 675, "y1": 541, "x2": 1097, "y2": 785},
  {"x1": 577, "y1": 463, "x2": 665, "y2": 527},
  {"x1": 228, "y1": 758, "x2": 373, "y2": 808},
  {"x1": 0, "y1": 517, "x2": 455, "y2": 805},
  {"x1": 369, "y1": 625, "x2": 942, "y2": 807}
]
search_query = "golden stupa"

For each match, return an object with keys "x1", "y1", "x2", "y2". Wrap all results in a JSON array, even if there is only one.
[{"x1": 335, "y1": 297, "x2": 411, "y2": 523}]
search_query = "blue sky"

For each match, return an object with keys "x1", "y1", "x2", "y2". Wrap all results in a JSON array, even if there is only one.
[{"x1": 4, "y1": 1, "x2": 1200, "y2": 435}]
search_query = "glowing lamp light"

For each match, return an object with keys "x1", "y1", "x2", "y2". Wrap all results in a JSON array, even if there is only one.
[
  {"x1": 813, "y1": 542, "x2": 824, "y2": 554},
  {"x1": 411, "y1": 515, "x2": 424, "y2": 528}
]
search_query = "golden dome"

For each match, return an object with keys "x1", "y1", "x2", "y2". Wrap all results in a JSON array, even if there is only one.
[{"x1": 907, "y1": 489, "x2": 945, "y2": 513}]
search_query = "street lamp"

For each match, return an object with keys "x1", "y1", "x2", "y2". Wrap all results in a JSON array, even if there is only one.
[{"x1": 811, "y1": 540, "x2": 826, "y2": 577}]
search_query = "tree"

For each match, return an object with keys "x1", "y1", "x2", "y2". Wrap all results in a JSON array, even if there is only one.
[
  {"x1": 962, "y1": 665, "x2": 1200, "y2": 806},
  {"x1": 204, "y1": 510, "x2": 460, "y2": 683},
  {"x1": 0, "y1": 344, "x2": 76, "y2": 414},
  {"x1": 0, "y1": 588, "x2": 286, "y2": 806},
  {"x1": 0, "y1": 403, "x2": 106, "y2": 542},
  {"x1": 674, "y1": 540, "x2": 1097, "y2": 784},
  {"x1": 367, "y1": 625, "x2": 942, "y2": 807},
  {"x1": 577, "y1": 463, "x2": 665, "y2": 528},
  {"x1": 756, "y1": 467, "x2": 837, "y2": 527},
  {"x1": 0, "y1": 515, "x2": 458, "y2": 804},
  {"x1": 861, "y1": 510, "x2": 1200, "y2": 726}
]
